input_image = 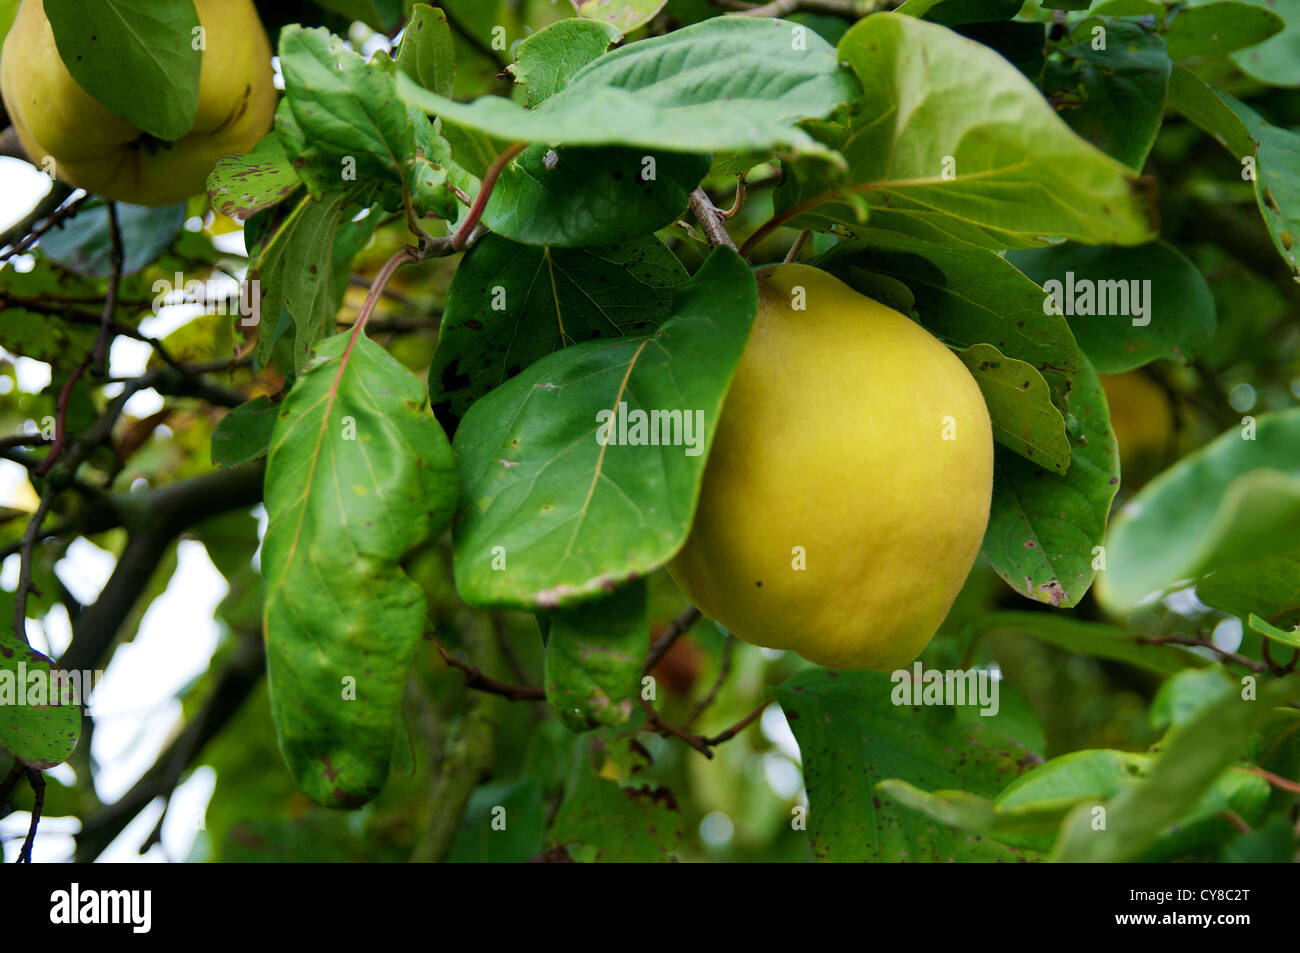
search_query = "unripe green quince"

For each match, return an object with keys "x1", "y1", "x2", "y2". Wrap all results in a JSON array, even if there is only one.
[{"x1": 669, "y1": 265, "x2": 993, "y2": 671}]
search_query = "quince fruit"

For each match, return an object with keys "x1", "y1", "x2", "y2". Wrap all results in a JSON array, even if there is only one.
[
  {"x1": 669, "y1": 265, "x2": 993, "y2": 671},
  {"x1": 1, "y1": 0, "x2": 274, "y2": 207}
]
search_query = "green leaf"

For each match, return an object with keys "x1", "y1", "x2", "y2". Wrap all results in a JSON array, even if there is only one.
[
  {"x1": 1221, "y1": 815, "x2": 1297, "y2": 862},
  {"x1": 399, "y1": 16, "x2": 860, "y2": 157},
  {"x1": 894, "y1": 0, "x2": 1023, "y2": 26},
  {"x1": 542, "y1": 580, "x2": 646, "y2": 732},
  {"x1": 428, "y1": 233, "x2": 688, "y2": 432},
  {"x1": 780, "y1": 13, "x2": 1156, "y2": 250},
  {"x1": 262, "y1": 332, "x2": 458, "y2": 807},
  {"x1": 1052, "y1": 676, "x2": 1300, "y2": 861},
  {"x1": 445, "y1": 779, "x2": 546, "y2": 862},
  {"x1": 1197, "y1": 552, "x2": 1300, "y2": 621},
  {"x1": 954, "y1": 21, "x2": 1049, "y2": 82},
  {"x1": 956, "y1": 344, "x2": 1071, "y2": 473},
  {"x1": 872, "y1": 781, "x2": 1063, "y2": 851},
  {"x1": 1150, "y1": 667, "x2": 1237, "y2": 732},
  {"x1": 211, "y1": 396, "x2": 279, "y2": 468},
  {"x1": 981, "y1": 354, "x2": 1119, "y2": 607},
  {"x1": 1043, "y1": 18, "x2": 1171, "y2": 171},
  {"x1": 1228, "y1": 0, "x2": 1300, "y2": 87},
  {"x1": 396, "y1": 3, "x2": 456, "y2": 98},
  {"x1": 207, "y1": 134, "x2": 302, "y2": 221},
  {"x1": 1166, "y1": 65, "x2": 1255, "y2": 160},
  {"x1": 1230, "y1": 99, "x2": 1300, "y2": 280},
  {"x1": 1247, "y1": 613, "x2": 1300, "y2": 649},
  {"x1": 1098, "y1": 408, "x2": 1300, "y2": 614},
  {"x1": 1164, "y1": 1, "x2": 1284, "y2": 59},
  {"x1": 507, "y1": 17, "x2": 622, "y2": 108},
  {"x1": 815, "y1": 232, "x2": 1079, "y2": 409},
  {"x1": 248, "y1": 192, "x2": 367, "y2": 373},
  {"x1": 776, "y1": 669, "x2": 1037, "y2": 861},
  {"x1": 451, "y1": 246, "x2": 756, "y2": 610},
  {"x1": 43, "y1": 0, "x2": 201, "y2": 140},
  {"x1": 965, "y1": 611, "x2": 1208, "y2": 675},
  {"x1": 0, "y1": 629, "x2": 81, "y2": 769},
  {"x1": 40, "y1": 200, "x2": 185, "y2": 278},
  {"x1": 1008, "y1": 240, "x2": 1216, "y2": 373},
  {"x1": 277, "y1": 26, "x2": 458, "y2": 220},
  {"x1": 577, "y1": 0, "x2": 670, "y2": 33},
  {"x1": 549, "y1": 733, "x2": 682, "y2": 861},
  {"x1": 483, "y1": 144, "x2": 710, "y2": 247}
]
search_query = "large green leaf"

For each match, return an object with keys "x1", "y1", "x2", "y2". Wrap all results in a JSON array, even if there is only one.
[
  {"x1": 1164, "y1": 1, "x2": 1284, "y2": 59},
  {"x1": 1228, "y1": 0, "x2": 1300, "y2": 87},
  {"x1": 964, "y1": 611, "x2": 1208, "y2": 675},
  {"x1": 542, "y1": 580, "x2": 646, "y2": 732},
  {"x1": 399, "y1": 15, "x2": 860, "y2": 157},
  {"x1": 0, "y1": 629, "x2": 81, "y2": 769},
  {"x1": 451, "y1": 247, "x2": 756, "y2": 610},
  {"x1": 1230, "y1": 99, "x2": 1300, "y2": 280},
  {"x1": 43, "y1": 0, "x2": 201, "y2": 140},
  {"x1": 956, "y1": 344, "x2": 1071, "y2": 473},
  {"x1": 483, "y1": 144, "x2": 710, "y2": 247},
  {"x1": 277, "y1": 26, "x2": 459, "y2": 220},
  {"x1": 207, "y1": 134, "x2": 302, "y2": 221},
  {"x1": 1197, "y1": 552, "x2": 1300, "y2": 622},
  {"x1": 777, "y1": 669, "x2": 1038, "y2": 861},
  {"x1": 577, "y1": 0, "x2": 669, "y2": 33},
  {"x1": 772, "y1": 14, "x2": 1156, "y2": 250},
  {"x1": 1052, "y1": 676, "x2": 1300, "y2": 861},
  {"x1": 40, "y1": 200, "x2": 186, "y2": 278},
  {"x1": 1008, "y1": 240, "x2": 1216, "y2": 373},
  {"x1": 507, "y1": 17, "x2": 621, "y2": 108},
  {"x1": 428, "y1": 233, "x2": 688, "y2": 432},
  {"x1": 549, "y1": 733, "x2": 682, "y2": 861},
  {"x1": 1165, "y1": 65, "x2": 1255, "y2": 160},
  {"x1": 1044, "y1": 18, "x2": 1170, "y2": 171},
  {"x1": 396, "y1": 3, "x2": 456, "y2": 98},
  {"x1": 980, "y1": 354, "x2": 1119, "y2": 607},
  {"x1": 1098, "y1": 408, "x2": 1300, "y2": 614},
  {"x1": 445, "y1": 779, "x2": 546, "y2": 862},
  {"x1": 262, "y1": 332, "x2": 458, "y2": 807}
]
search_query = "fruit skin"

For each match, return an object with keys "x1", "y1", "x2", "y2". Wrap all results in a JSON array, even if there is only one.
[
  {"x1": 668, "y1": 265, "x2": 993, "y2": 671},
  {"x1": 1, "y1": 0, "x2": 275, "y2": 207},
  {"x1": 1099, "y1": 371, "x2": 1173, "y2": 467}
]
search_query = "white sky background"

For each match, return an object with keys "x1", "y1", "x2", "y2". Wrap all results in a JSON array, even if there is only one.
[{"x1": 0, "y1": 160, "x2": 239, "y2": 862}]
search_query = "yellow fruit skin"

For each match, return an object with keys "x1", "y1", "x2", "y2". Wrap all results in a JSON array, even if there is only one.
[
  {"x1": 1, "y1": 0, "x2": 274, "y2": 207},
  {"x1": 1099, "y1": 372, "x2": 1172, "y2": 463},
  {"x1": 668, "y1": 265, "x2": 993, "y2": 671}
]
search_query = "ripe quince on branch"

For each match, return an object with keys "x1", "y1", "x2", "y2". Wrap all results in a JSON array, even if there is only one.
[
  {"x1": 670, "y1": 265, "x2": 994, "y2": 671},
  {"x1": 0, "y1": 0, "x2": 275, "y2": 207}
]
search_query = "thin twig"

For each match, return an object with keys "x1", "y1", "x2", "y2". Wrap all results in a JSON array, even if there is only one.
[
  {"x1": 685, "y1": 634, "x2": 734, "y2": 728},
  {"x1": 1236, "y1": 765, "x2": 1300, "y2": 794},
  {"x1": 1138, "y1": 634, "x2": 1267, "y2": 673},
  {"x1": 784, "y1": 229, "x2": 811, "y2": 263},
  {"x1": 450, "y1": 143, "x2": 527, "y2": 251},
  {"x1": 0, "y1": 184, "x2": 80, "y2": 262},
  {"x1": 37, "y1": 356, "x2": 91, "y2": 476},
  {"x1": 688, "y1": 189, "x2": 738, "y2": 251},
  {"x1": 12, "y1": 493, "x2": 56, "y2": 646},
  {"x1": 717, "y1": 174, "x2": 747, "y2": 220},
  {"x1": 644, "y1": 606, "x2": 702, "y2": 674},
  {"x1": 433, "y1": 638, "x2": 545, "y2": 701},
  {"x1": 700, "y1": 700, "x2": 767, "y2": 746},
  {"x1": 640, "y1": 697, "x2": 713, "y2": 758},
  {"x1": 16, "y1": 768, "x2": 44, "y2": 863},
  {"x1": 90, "y1": 201, "x2": 123, "y2": 377}
]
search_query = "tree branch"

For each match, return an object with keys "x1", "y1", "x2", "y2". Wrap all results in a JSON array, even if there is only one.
[
  {"x1": 644, "y1": 606, "x2": 702, "y2": 675},
  {"x1": 688, "y1": 189, "x2": 739, "y2": 251}
]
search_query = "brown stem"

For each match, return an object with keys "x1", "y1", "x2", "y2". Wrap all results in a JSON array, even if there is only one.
[
  {"x1": 1236, "y1": 765, "x2": 1300, "y2": 794},
  {"x1": 688, "y1": 189, "x2": 738, "y2": 251},
  {"x1": 17, "y1": 767, "x2": 45, "y2": 863},
  {"x1": 451, "y1": 143, "x2": 527, "y2": 251},
  {"x1": 685, "y1": 634, "x2": 734, "y2": 728},
  {"x1": 38, "y1": 356, "x2": 91, "y2": 476},
  {"x1": 1138, "y1": 634, "x2": 1267, "y2": 673},
  {"x1": 644, "y1": 606, "x2": 702, "y2": 674},
  {"x1": 433, "y1": 638, "x2": 545, "y2": 701}
]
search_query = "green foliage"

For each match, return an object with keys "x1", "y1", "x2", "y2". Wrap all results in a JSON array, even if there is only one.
[
  {"x1": 262, "y1": 333, "x2": 458, "y2": 806},
  {"x1": 5, "y1": 0, "x2": 1300, "y2": 866}
]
